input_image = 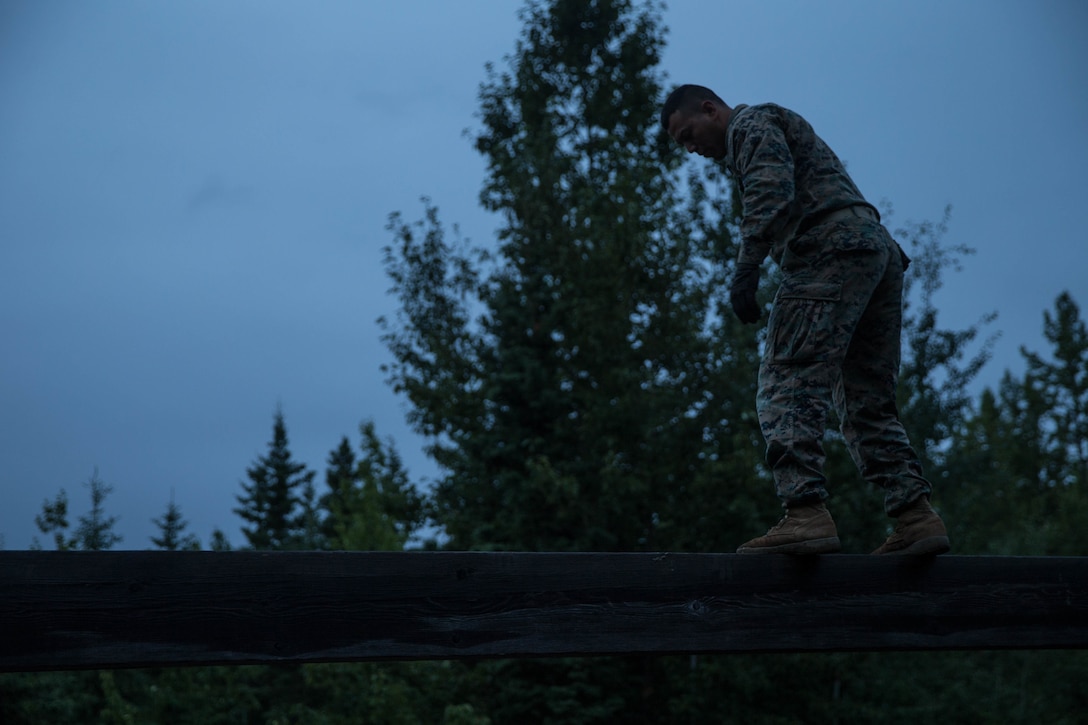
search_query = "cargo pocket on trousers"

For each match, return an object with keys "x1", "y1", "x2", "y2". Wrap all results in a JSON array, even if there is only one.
[{"x1": 769, "y1": 279, "x2": 842, "y2": 364}]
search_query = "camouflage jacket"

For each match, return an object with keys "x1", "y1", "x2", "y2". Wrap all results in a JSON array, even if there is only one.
[{"x1": 721, "y1": 103, "x2": 879, "y2": 266}]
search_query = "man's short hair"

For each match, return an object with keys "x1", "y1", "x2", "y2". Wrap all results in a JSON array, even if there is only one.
[{"x1": 660, "y1": 84, "x2": 725, "y2": 132}]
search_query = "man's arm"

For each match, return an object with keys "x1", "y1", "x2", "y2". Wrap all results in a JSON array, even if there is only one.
[{"x1": 732, "y1": 111, "x2": 799, "y2": 266}]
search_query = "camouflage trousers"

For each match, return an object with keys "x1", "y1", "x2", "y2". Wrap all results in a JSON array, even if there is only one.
[{"x1": 756, "y1": 212, "x2": 931, "y2": 516}]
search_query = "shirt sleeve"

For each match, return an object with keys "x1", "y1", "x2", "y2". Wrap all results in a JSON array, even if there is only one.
[{"x1": 731, "y1": 113, "x2": 800, "y2": 266}]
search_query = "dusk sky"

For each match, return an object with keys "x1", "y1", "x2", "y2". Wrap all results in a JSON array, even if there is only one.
[{"x1": 2, "y1": 0, "x2": 1085, "y2": 550}]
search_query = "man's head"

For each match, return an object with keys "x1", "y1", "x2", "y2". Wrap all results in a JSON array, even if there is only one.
[{"x1": 660, "y1": 84, "x2": 731, "y2": 160}]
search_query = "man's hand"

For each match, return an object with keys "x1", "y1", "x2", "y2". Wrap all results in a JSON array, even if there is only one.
[{"x1": 730, "y1": 262, "x2": 761, "y2": 324}]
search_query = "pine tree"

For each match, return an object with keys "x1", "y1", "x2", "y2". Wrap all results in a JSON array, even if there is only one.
[
  {"x1": 1024, "y1": 291, "x2": 1088, "y2": 555},
  {"x1": 151, "y1": 492, "x2": 200, "y2": 550},
  {"x1": 34, "y1": 489, "x2": 74, "y2": 551},
  {"x1": 1022, "y1": 291, "x2": 1088, "y2": 491},
  {"x1": 949, "y1": 291, "x2": 1088, "y2": 555},
  {"x1": 382, "y1": 0, "x2": 762, "y2": 556},
  {"x1": 74, "y1": 468, "x2": 122, "y2": 551},
  {"x1": 234, "y1": 408, "x2": 316, "y2": 550},
  {"x1": 943, "y1": 372, "x2": 1052, "y2": 554},
  {"x1": 319, "y1": 422, "x2": 424, "y2": 551},
  {"x1": 209, "y1": 528, "x2": 232, "y2": 552},
  {"x1": 291, "y1": 477, "x2": 324, "y2": 551},
  {"x1": 33, "y1": 469, "x2": 123, "y2": 551},
  {"x1": 320, "y1": 435, "x2": 356, "y2": 545}
]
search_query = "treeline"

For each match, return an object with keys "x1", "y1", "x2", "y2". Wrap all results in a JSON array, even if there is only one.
[
  {"x1": 3, "y1": 0, "x2": 1087, "y2": 722},
  {"x1": 22, "y1": 414, "x2": 425, "y2": 556}
]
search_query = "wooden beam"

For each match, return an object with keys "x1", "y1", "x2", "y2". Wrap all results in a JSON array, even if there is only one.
[{"x1": 1, "y1": 551, "x2": 1086, "y2": 672}]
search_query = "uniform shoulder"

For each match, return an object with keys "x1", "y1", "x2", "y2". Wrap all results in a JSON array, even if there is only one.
[
  {"x1": 730, "y1": 103, "x2": 790, "y2": 129},
  {"x1": 737, "y1": 103, "x2": 795, "y2": 120}
]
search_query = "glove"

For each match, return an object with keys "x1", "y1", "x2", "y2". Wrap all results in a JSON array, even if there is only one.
[{"x1": 730, "y1": 262, "x2": 761, "y2": 324}]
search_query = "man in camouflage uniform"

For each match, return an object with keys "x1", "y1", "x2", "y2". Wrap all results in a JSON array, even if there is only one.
[{"x1": 660, "y1": 84, "x2": 949, "y2": 555}]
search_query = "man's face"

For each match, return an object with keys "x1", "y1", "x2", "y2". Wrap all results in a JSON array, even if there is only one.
[{"x1": 666, "y1": 101, "x2": 727, "y2": 160}]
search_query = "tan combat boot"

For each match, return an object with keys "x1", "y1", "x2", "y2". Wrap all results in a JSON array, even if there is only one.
[
  {"x1": 736, "y1": 503, "x2": 842, "y2": 555},
  {"x1": 871, "y1": 497, "x2": 950, "y2": 555}
]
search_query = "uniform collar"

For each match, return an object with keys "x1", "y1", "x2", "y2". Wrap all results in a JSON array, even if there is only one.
[{"x1": 721, "y1": 103, "x2": 749, "y2": 170}]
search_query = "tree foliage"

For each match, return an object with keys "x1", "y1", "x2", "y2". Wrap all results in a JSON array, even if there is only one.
[
  {"x1": 944, "y1": 291, "x2": 1088, "y2": 556},
  {"x1": 1022, "y1": 291, "x2": 1088, "y2": 490},
  {"x1": 32, "y1": 468, "x2": 122, "y2": 551},
  {"x1": 233, "y1": 407, "x2": 317, "y2": 550},
  {"x1": 381, "y1": 0, "x2": 766, "y2": 554},
  {"x1": 319, "y1": 421, "x2": 426, "y2": 551},
  {"x1": 33, "y1": 488, "x2": 73, "y2": 551},
  {"x1": 151, "y1": 492, "x2": 200, "y2": 551}
]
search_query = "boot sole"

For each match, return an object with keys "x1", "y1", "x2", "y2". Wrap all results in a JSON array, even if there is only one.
[
  {"x1": 736, "y1": 536, "x2": 842, "y2": 555},
  {"x1": 874, "y1": 535, "x2": 951, "y2": 556}
]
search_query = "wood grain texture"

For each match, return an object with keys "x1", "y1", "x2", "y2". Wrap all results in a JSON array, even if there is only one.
[{"x1": 1, "y1": 551, "x2": 1085, "y2": 671}]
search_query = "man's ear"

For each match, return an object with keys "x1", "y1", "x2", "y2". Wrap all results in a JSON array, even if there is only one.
[{"x1": 701, "y1": 99, "x2": 718, "y2": 116}]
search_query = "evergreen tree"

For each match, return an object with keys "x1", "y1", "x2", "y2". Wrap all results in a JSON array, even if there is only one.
[
  {"x1": 151, "y1": 492, "x2": 200, "y2": 550},
  {"x1": 1024, "y1": 291, "x2": 1088, "y2": 555},
  {"x1": 34, "y1": 488, "x2": 74, "y2": 551},
  {"x1": 946, "y1": 291, "x2": 1088, "y2": 556},
  {"x1": 74, "y1": 468, "x2": 122, "y2": 551},
  {"x1": 1022, "y1": 291, "x2": 1088, "y2": 491},
  {"x1": 319, "y1": 422, "x2": 425, "y2": 551},
  {"x1": 353, "y1": 421, "x2": 425, "y2": 545},
  {"x1": 32, "y1": 469, "x2": 122, "y2": 551},
  {"x1": 209, "y1": 528, "x2": 233, "y2": 552},
  {"x1": 234, "y1": 408, "x2": 316, "y2": 550},
  {"x1": 382, "y1": 0, "x2": 762, "y2": 557},
  {"x1": 320, "y1": 435, "x2": 357, "y2": 545},
  {"x1": 291, "y1": 477, "x2": 324, "y2": 551}
]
